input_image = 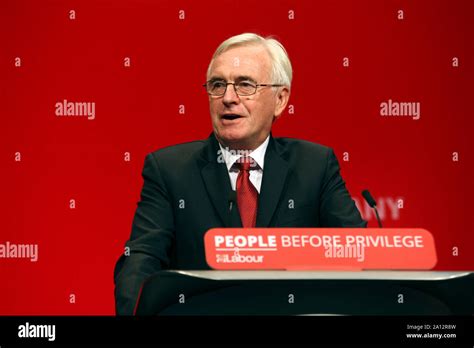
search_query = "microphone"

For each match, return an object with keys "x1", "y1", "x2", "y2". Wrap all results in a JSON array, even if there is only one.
[
  {"x1": 362, "y1": 189, "x2": 383, "y2": 228},
  {"x1": 228, "y1": 190, "x2": 237, "y2": 212}
]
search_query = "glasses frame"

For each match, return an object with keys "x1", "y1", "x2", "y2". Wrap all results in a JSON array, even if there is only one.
[{"x1": 203, "y1": 81, "x2": 285, "y2": 96}]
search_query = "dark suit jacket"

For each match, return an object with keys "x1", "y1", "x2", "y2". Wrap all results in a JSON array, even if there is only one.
[{"x1": 114, "y1": 133, "x2": 367, "y2": 315}]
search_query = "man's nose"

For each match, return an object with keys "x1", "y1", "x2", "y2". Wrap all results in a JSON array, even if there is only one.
[{"x1": 222, "y1": 83, "x2": 240, "y2": 106}]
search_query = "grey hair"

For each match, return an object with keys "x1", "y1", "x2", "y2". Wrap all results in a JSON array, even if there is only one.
[{"x1": 206, "y1": 33, "x2": 293, "y2": 88}]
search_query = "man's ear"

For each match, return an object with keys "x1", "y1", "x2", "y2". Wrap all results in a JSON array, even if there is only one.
[{"x1": 274, "y1": 86, "x2": 290, "y2": 119}]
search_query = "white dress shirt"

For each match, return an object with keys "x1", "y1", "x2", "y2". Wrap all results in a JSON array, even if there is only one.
[{"x1": 218, "y1": 135, "x2": 270, "y2": 193}]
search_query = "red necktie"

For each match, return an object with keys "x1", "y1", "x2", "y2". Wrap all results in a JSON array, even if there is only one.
[{"x1": 236, "y1": 157, "x2": 258, "y2": 228}]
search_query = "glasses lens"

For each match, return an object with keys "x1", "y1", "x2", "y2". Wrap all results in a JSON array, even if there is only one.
[
  {"x1": 236, "y1": 81, "x2": 257, "y2": 96},
  {"x1": 207, "y1": 81, "x2": 226, "y2": 95}
]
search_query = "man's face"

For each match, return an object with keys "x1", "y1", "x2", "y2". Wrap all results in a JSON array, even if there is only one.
[{"x1": 207, "y1": 44, "x2": 289, "y2": 150}]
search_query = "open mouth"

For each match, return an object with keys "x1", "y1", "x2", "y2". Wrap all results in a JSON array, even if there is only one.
[{"x1": 221, "y1": 114, "x2": 243, "y2": 120}]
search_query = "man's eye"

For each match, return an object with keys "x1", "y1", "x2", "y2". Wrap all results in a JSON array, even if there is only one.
[
  {"x1": 238, "y1": 82, "x2": 255, "y2": 88},
  {"x1": 212, "y1": 82, "x2": 226, "y2": 89}
]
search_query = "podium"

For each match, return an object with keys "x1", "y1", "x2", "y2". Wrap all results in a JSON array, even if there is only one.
[{"x1": 134, "y1": 270, "x2": 474, "y2": 315}]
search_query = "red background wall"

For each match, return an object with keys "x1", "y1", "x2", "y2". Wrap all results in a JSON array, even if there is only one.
[{"x1": 0, "y1": 0, "x2": 472, "y2": 314}]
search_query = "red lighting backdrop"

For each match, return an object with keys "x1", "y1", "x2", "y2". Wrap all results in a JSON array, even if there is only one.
[{"x1": 0, "y1": 0, "x2": 472, "y2": 315}]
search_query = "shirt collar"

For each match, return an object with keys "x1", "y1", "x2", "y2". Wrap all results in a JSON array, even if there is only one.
[{"x1": 218, "y1": 135, "x2": 270, "y2": 172}]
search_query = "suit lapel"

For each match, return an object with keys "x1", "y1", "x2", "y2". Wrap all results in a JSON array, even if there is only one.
[
  {"x1": 256, "y1": 135, "x2": 289, "y2": 227},
  {"x1": 198, "y1": 133, "x2": 236, "y2": 227}
]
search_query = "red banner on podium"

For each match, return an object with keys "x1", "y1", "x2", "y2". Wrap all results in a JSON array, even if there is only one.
[{"x1": 204, "y1": 228, "x2": 437, "y2": 270}]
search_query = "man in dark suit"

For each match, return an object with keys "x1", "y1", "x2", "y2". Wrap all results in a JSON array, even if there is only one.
[{"x1": 114, "y1": 33, "x2": 366, "y2": 315}]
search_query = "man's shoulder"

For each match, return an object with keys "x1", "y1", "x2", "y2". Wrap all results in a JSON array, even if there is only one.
[
  {"x1": 148, "y1": 139, "x2": 209, "y2": 163},
  {"x1": 274, "y1": 137, "x2": 332, "y2": 157}
]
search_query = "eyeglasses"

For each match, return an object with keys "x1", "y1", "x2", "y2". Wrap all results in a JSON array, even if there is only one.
[{"x1": 203, "y1": 80, "x2": 285, "y2": 96}]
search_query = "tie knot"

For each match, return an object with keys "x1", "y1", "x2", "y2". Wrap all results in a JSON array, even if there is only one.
[{"x1": 235, "y1": 156, "x2": 257, "y2": 171}]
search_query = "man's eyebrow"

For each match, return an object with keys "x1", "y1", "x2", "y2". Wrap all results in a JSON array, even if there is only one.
[
  {"x1": 208, "y1": 76, "x2": 226, "y2": 82},
  {"x1": 207, "y1": 76, "x2": 257, "y2": 83},
  {"x1": 235, "y1": 76, "x2": 257, "y2": 83}
]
